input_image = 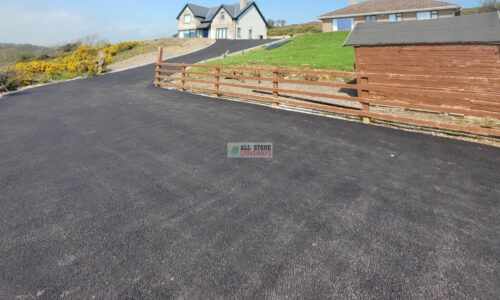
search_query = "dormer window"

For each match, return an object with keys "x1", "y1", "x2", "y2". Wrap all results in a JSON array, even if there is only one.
[
  {"x1": 184, "y1": 14, "x2": 191, "y2": 23},
  {"x1": 221, "y1": 12, "x2": 225, "y2": 20}
]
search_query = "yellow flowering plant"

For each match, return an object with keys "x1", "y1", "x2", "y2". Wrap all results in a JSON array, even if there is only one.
[{"x1": 9, "y1": 41, "x2": 141, "y2": 87}]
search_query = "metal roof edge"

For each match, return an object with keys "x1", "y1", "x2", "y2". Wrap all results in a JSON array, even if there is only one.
[{"x1": 318, "y1": 5, "x2": 461, "y2": 19}]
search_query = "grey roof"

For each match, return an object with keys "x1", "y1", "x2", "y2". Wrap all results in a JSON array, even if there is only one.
[
  {"x1": 197, "y1": 22, "x2": 211, "y2": 29},
  {"x1": 319, "y1": 0, "x2": 460, "y2": 19},
  {"x1": 344, "y1": 11, "x2": 500, "y2": 46},
  {"x1": 181, "y1": 1, "x2": 255, "y2": 21},
  {"x1": 184, "y1": 3, "x2": 211, "y2": 18}
]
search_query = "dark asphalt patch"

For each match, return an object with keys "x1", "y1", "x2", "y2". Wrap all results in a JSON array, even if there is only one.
[{"x1": 0, "y1": 40, "x2": 499, "y2": 299}]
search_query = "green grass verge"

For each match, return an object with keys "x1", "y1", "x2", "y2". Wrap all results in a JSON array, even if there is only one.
[
  {"x1": 462, "y1": 7, "x2": 481, "y2": 15},
  {"x1": 205, "y1": 32, "x2": 355, "y2": 71}
]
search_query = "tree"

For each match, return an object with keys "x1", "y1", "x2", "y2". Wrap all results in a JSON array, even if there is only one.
[
  {"x1": 479, "y1": 0, "x2": 499, "y2": 12},
  {"x1": 59, "y1": 42, "x2": 81, "y2": 53},
  {"x1": 267, "y1": 19, "x2": 275, "y2": 28},
  {"x1": 276, "y1": 19, "x2": 287, "y2": 27}
]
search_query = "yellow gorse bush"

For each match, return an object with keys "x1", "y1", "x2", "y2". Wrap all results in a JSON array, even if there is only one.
[{"x1": 9, "y1": 41, "x2": 141, "y2": 86}]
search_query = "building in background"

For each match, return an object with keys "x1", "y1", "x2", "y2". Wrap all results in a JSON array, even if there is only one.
[
  {"x1": 176, "y1": 0, "x2": 268, "y2": 39},
  {"x1": 318, "y1": 0, "x2": 461, "y2": 32}
]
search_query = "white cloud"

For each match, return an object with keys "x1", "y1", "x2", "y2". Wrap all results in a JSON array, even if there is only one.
[{"x1": 0, "y1": 0, "x2": 177, "y2": 46}]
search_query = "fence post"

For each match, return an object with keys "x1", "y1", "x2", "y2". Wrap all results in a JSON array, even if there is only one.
[
  {"x1": 357, "y1": 73, "x2": 370, "y2": 124},
  {"x1": 215, "y1": 66, "x2": 221, "y2": 97},
  {"x1": 155, "y1": 46, "x2": 163, "y2": 86},
  {"x1": 272, "y1": 68, "x2": 279, "y2": 107},
  {"x1": 96, "y1": 51, "x2": 105, "y2": 76},
  {"x1": 181, "y1": 64, "x2": 186, "y2": 91}
]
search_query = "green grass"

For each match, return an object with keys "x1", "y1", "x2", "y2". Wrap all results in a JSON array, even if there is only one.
[
  {"x1": 268, "y1": 22, "x2": 322, "y2": 36},
  {"x1": 205, "y1": 32, "x2": 355, "y2": 71},
  {"x1": 462, "y1": 4, "x2": 499, "y2": 15},
  {"x1": 462, "y1": 7, "x2": 482, "y2": 15}
]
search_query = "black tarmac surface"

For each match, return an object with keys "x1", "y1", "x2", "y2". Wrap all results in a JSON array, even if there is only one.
[{"x1": 1, "y1": 40, "x2": 499, "y2": 299}]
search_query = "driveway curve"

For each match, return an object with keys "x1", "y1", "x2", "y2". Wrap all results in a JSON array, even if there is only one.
[{"x1": 0, "y1": 40, "x2": 499, "y2": 299}]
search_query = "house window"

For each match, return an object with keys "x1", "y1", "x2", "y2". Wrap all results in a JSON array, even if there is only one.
[
  {"x1": 184, "y1": 14, "x2": 191, "y2": 24},
  {"x1": 237, "y1": 28, "x2": 241, "y2": 38},
  {"x1": 389, "y1": 13, "x2": 403, "y2": 21},
  {"x1": 249, "y1": 29, "x2": 253, "y2": 39},
  {"x1": 431, "y1": 10, "x2": 439, "y2": 19},
  {"x1": 179, "y1": 30, "x2": 198, "y2": 38},
  {"x1": 416, "y1": 11, "x2": 431, "y2": 20},
  {"x1": 221, "y1": 12, "x2": 225, "y2": 20},
  {"x1": 216, "y1": 28, "x2": 228, "y2": 39},
  {"x1": 333, "y1": 18, "x2": 354, "y2": 31},
  {"x1": 365, "y1": 15, "x2": 376, "y2": 22}
]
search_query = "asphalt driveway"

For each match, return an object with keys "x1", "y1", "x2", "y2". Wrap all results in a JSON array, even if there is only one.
[{"x1": 0, "y1": 40, "x2": 499, "y2": 299}]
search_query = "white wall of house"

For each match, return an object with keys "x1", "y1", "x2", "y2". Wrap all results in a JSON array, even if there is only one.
[{"x1": 235, "y1": 6, "x2": 267, "y2": 39}]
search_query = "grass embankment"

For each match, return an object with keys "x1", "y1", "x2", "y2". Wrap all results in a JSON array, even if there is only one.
[
  {"x1": 0, "y1": 43, "x2": 55, "y2": 71},
  {"x1": 207, "y1": 31, "x2": 354, "y2": 71},
  {"x1": 462, "y1": 3, "x2": 499, "y2": 15},
  {"x1": 462, "y1": 7, "x2": 482, "y2": 15},
  {"x1": 268, "y1": 22, "x2": 322, "y2": 36}
]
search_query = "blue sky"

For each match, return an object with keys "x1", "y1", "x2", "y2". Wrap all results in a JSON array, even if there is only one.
[{"x1": 0, "y1": 0, "x2": 484, "y2": 46}]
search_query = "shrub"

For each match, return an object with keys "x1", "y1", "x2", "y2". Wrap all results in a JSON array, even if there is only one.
[
  {"x1": 18, "y1": 52, "x2": 35, "y2": 62},
  {"x1": 59, "y1": 42, "x2": 81, "y2": 53},
  {"x1": 0, "y1": 70, "x2": 22, "y2": 91},
  {"x1": 7, "y1": 41, "x2": 141, "y2": 87}
]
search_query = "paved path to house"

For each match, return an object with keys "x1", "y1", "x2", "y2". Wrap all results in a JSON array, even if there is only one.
[{"x1": 0, "y1": 40, "x2": 499, "y2": 299}]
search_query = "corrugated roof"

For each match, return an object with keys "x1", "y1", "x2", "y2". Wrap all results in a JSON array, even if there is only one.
[
  {"x1": 344, "y1": 11, "x2": 500, "y2": 46},
  {"x1": 319, "y1": 0, "x2": 460, "y2": 19}
]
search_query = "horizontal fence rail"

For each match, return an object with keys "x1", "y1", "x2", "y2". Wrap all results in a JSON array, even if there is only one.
[{"x1": 154, "y1": 51, "x2": 500, "y2": 137}]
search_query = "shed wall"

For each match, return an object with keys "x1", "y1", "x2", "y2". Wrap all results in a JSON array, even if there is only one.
[{"x1": 355, "y1": 44, "x2": 500, "y2": 114}]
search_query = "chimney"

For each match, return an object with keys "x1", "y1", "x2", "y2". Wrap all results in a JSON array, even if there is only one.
[
  {"x1": 240, "y1": 0, "x2": 247, "y2": 10},
  {"x1": 349, "y1": 0, "x2": 357, "y2": 5}
]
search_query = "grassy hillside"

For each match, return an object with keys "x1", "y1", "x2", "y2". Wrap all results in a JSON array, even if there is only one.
[
  {"x1": 207, "y1": 32, "x2": 354, "y2": 71},
  {"x1": 462, "y1": 7, "x2": 482, "y2": 15},
  {"x1": 462, "y1": 3, "x2": 499, "y2": 15},
  {"x1": 0, "y1": 43, "x2": 55, "y2": 70},
  {"x1": 268, "y1": 22, "x2": 322, "y2": 37}
]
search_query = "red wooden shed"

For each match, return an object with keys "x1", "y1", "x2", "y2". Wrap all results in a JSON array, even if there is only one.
[{"x1": 344, "y1": 11, "x2": 500, "y2": 135}]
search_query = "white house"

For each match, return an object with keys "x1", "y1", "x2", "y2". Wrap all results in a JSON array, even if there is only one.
[{"x1": 176, "y1": 0, "x2": 268, "y2": 40}]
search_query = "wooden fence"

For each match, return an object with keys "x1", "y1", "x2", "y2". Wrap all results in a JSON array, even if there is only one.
[{"x1": 154, "y1": 49, "x2": 500, "y2": 137}]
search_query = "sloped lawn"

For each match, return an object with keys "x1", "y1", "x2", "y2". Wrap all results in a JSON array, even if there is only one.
[{"x1": 208, "y1": 31, "x2": 355, "y2": 71}]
